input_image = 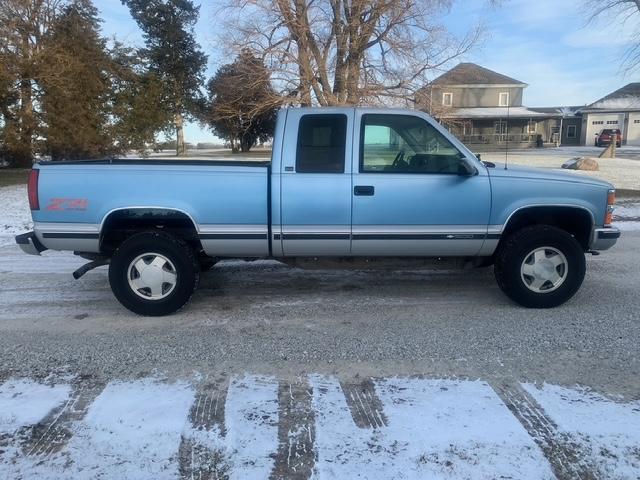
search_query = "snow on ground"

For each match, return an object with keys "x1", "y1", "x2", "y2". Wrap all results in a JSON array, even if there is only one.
[
  {"x1": 222, "y1": 376, "x2": 279, "y2": 479},
  {"x1": 615, "y1": 202, "x2": 640, "y2": 221},
  {"x1": 64, "y1": 379, "x2": 194, "y2": 480},
  {"x1": 0, "y1": 379, "x2": 71, "y2": 435},
  {"x1": 4, "y1": 378, "x2": 194, "y2": 480},
  {"x1": 1, "y1": 376, "x2": 639, "y2": 479},
  {"x1": 0, "y1": 185, "x2": 32, "y2": 245},
  {"x1": 524, "y1": 383, "x2": 640, "y2": 479},
  {"x1": 616, "y1": 221, "x2": 640, "y2": 231},
  {"x1": 309, "y1": 376, "x2": 554, "y2": 479}
]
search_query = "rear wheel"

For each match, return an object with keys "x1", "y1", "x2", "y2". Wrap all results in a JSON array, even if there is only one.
[
  {"x1": 494, "y1": 225, "x2": 586, "y2": 308},
  {"x1": 108, "y1": 231, "x2": 199, "y2": 316}
]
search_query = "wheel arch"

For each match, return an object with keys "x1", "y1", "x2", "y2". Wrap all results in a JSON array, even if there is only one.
[
  {"x1": 500, "y1": 205, "x2": 594, "y2": 251},
  {"x1": 100, "y1": 207, "x2": 202, "y2": 255}
]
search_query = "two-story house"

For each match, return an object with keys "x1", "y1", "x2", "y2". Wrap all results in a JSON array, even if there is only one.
[{"x1": 416, "y1": 63, "x2": 562, "y2": 149}]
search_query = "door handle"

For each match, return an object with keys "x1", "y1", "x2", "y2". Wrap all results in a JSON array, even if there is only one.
[{"x1": 354, "y1": 185, "x2": 375, "y2": 196}]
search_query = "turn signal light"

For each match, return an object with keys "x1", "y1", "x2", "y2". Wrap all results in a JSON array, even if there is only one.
[
  {"x1": 28, "y1": 169, "x2": 39, "y2": 210},
  {"x1": 605, "y1": 189, "x2": 615, "y2": 225}
]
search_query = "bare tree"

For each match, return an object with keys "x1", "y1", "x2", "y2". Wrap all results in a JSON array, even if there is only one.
[
  {"x1": 585, "y1": 0, "x2": 640, "y2": 73},
  {"x1": 204, "y1": 50, "x2": 282, "y2": 152},
  {"x1": 219, "y1": 0, "x2": 485, "y2": 107}
]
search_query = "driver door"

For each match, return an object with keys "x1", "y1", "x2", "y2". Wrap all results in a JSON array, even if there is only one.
[{"x1": 351, "y1": 112, "x2": 491, "y2": 256}]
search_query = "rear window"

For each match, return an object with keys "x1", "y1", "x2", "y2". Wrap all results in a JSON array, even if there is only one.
[
  {"x1": 601, "y1": 129, "x2": 621, "y2": 134},
  {"x1": 296, "y1": 114, "x2": 347, "y2": 173}
]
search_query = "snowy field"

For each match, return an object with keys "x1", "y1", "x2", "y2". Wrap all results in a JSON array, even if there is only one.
[
  {"x1": 1, "y1": 375, "x2": 639, "y2": 479},
  {"x1": 0, "y1": 185, "x2": 32, "y2": 244}
]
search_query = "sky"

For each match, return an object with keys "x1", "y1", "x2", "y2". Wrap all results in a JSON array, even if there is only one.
[{"x1": 96, "y1": 0, "x2": 638, "y2": 143}]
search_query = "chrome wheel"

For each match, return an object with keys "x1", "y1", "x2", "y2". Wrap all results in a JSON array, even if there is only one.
[
  {"x1": 127, "y1": 253, "x2": 177, "y2": 300},
  {"x1": 520, "y1": 246, "x2": 568, "y2": 293}
]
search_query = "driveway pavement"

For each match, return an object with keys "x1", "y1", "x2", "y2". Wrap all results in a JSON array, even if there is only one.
[{"x1": 0, "y1": 230, "x2": 639, "y2": 479}]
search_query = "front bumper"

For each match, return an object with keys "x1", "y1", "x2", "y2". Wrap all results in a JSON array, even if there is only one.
[
  {"x1": 15, "y1": 231, "x2": 47, "y2": 256},
  {"x1": 591, "y1": 227, "x2": 621, "y2": 251}
]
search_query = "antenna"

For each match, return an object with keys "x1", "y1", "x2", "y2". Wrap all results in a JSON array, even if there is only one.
[{"x1": 504, "y1": 103, "x2": 509, "y2": 170}]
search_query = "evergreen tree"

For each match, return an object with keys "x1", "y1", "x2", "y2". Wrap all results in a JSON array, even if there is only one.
[
  {"x1": 0, "y1": 0, "x2": 62, "y2": 166},
  {"x1": 205, "y1": 51, "x2": 280, "y2": 153},
  {"x1": 108, "y1": 42, "x2": 172, "y2": 154},
  {"x1": 40, "y1": 0, "x2": 114, "y2": 160},
  {"x1": 123, "y1": 0, "x2": 207, "y2": 156}
]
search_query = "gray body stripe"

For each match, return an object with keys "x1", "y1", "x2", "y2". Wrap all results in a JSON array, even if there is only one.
[
  {"x1": 42, "y1": 233, "x2": 100, "y2": 239},
  {"x1": 199, "y1": 233, "x2": 267, "y2": 240}
]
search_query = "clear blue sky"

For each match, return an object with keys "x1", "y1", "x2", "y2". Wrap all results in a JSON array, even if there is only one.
[{"x1": 97, "y1": 0, "x2": 637, "y2": 143}]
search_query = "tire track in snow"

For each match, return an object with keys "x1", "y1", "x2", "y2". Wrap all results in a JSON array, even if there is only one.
[
  {"x1": 179, "y1": 377, "x2": 230, "y2": 480},
  {"x1": 22, "y1": 379, "x2": 105, "y2": 458},
  {"x1": 270, "y1": 378, "x2": 315, "y2": 480},
  {"x1": 491, "y1": 380, "x2": 599, "y2": 479},
  {"x1": 340, "y1": 378, "x2": 388, "y2": 429}
]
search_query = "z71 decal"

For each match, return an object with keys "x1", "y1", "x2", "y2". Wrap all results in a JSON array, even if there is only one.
[{"x1": 46, "y1": 198, "x2": 89, "y2": 211}]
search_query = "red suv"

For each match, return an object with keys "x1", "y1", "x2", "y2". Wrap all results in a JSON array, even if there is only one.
[{"x1": 596, "y1": 128, "x2": 622, "y2": 147}]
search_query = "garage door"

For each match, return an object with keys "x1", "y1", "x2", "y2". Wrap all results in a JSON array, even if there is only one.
[
  {"x1": 627, "y1": 113, "x2": 640, "y2": 145},
  {"x1": 585, "y1": 114, "x2": 624, "y2": 146}
]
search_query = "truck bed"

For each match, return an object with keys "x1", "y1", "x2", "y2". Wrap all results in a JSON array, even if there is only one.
[{"x1": 32, "y1": 159, "x2": 271, "y2": 257}]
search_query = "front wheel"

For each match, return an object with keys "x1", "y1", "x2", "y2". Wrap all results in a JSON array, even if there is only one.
[
  {"x1": 108, "y1": 231, "x2": 199, "y2": 316},
  {"x1": 494, "y1": 225, "x2": 586, "y2": 308}
]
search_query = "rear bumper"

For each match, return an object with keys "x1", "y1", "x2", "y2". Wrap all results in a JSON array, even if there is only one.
[
  {"x1": 590, "y1": 227, "x2": 621, "y2": 251},
  {"x1": 15, "y1": 231, "x2": 47, "y2": 255}
]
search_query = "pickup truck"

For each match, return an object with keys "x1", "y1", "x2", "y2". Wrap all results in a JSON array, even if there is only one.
[{"x1": 16, "y1": 107, "x2": 621, "y2": 316}]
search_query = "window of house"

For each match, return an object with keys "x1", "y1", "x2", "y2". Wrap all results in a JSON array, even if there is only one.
[
  {"x1": 360, "y1": 114, "x2": 465, "y2": 174},
  {"x1": 499, "y1": 92, "x2": 509, "y2": 107},
  {"x1": 296, "y1": 114, "x2": 347, "y2": 173},
  {"x1": 592, "y1": 120, "x2": 604, "y2": 125},
  {"x1": 567, "y1": 125, "x2": 577, "y2": 138},
  {"x1": 442, "y1": 92, "x2": 453, "y2": 107},
  {"x1": 527, "y1": 121, "x2": 536, "y2": 134},
  {"x1": 634, "y1": 119, "x2": 640, "y2": 124},
  {"x1": 606, "y1": 120, "x2": 619, "y2": 125}
]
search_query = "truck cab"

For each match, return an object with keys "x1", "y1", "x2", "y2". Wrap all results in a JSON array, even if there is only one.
[{"x1": 272, "y1": 108, "x2": 489, "y2": 258}]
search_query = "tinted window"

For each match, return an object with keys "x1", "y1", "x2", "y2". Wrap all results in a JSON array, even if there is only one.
[
  {"x1": 296, "y1": 114, "x2": 347, "y2": 173},
  {"x1": 360, "y1": 114, "x2": 465, "y2": 174}
]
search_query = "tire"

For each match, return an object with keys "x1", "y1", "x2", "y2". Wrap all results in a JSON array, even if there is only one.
[
  {"x1": 108, "y1": 231, "x2": 199, "y2": 316},
  {"x1": 494, "y1": 225, "x2": 586, "y2": 308}
]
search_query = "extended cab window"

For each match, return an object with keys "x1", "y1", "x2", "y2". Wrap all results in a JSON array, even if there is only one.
[
  {"x1": 360, "y1": 114, "x2": 466, "y2": 174},
  {"x1": 296, "y1": 114, "x2": 347, "y2": 173}
]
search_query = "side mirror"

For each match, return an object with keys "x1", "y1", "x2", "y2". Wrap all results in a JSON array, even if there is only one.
[{"x1": 458, "y1": 160, "x2": 477, "y2": 176}]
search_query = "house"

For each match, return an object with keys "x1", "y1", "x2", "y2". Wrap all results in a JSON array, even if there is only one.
[
  {"x1": 416, "y1": 63, "x2": 562, "y2": 149},
  {"x1": 577, "y1": 83, "x2": 640, "y2": 146}
]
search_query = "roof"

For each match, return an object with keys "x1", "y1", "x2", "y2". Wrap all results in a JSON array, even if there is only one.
[
  {"x1": 584, "y1": 83, "x2": 640, "y2": 111},
  {"x1": 442, "y1": 107, "x2": 560, "y2": 119},
  {"x1": 431, "y1": 63, "x2": 526, "y2": 87},
  {"x1": 530, "y1": 106, "x2": 583, "y2": 117}
]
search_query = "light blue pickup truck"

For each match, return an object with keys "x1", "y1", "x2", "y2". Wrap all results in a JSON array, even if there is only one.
[{"x1": 16, "y1": 107, "x2": 620, "y2": 315}]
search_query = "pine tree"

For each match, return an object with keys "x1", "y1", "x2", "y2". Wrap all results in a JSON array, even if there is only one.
[
  {"x1": 108, "y1": 42, "x2": 172, "y2": 154},
  {"x1": 123, "y1": 0, "x2": 207, "y2": 156},
  {"x1": 39, "y1": 0, "x2": 114, "y2": 160}
]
